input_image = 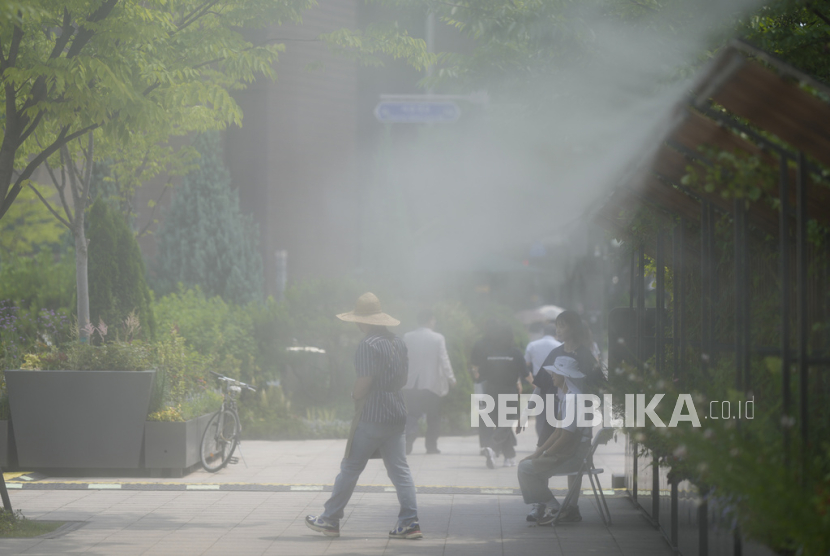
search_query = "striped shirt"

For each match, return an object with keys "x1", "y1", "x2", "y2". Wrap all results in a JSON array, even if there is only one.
[{"x1": 356, "y1": 329, "x2": 408, "y2": 424}]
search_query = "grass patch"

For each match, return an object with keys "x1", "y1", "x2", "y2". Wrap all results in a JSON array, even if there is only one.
[{"x1": 0, "y1": 510, "x2": 64, "y2": 538}]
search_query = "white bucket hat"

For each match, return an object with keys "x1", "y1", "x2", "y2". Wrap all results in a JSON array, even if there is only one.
[
  {"x1": 336, "y1": 292, "x2": 400, "y2": 327},
  {"x1": 543, "y1": 356, "x2": 585, "y2": 379}
]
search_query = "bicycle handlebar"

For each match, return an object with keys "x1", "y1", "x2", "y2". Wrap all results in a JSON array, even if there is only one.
[{"x1": 209, "y1": 370, "x2": 256, "y2": 392}]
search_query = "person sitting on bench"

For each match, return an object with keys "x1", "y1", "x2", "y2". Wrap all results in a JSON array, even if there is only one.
[{"x1": 517, "y1": 356, "x2": 592, "y2": 524}]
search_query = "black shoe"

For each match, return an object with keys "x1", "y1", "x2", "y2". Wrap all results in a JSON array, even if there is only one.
[
  {"x1": 557, "y1": 506, "x2": 582, "y2": 523},
  {"x1": 526, "y1": 504, "x2": 545, "y2": 522}
]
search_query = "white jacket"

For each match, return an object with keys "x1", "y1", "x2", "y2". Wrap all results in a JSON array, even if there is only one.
[{"x1": 403, "y1": 327, "x2": 455, "y2": 397}]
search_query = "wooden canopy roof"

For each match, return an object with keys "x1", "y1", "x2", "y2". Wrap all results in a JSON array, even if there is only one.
[{"x1": 594, "y1": 40, "x2": 830, "y2": 239}]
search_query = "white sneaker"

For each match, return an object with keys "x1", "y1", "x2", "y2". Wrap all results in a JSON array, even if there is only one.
[
  {"x1": 483, "y1": 447, "x2": 495, "y2": 469},
  {"x1": 503, "y1": 457, "x2": 516, "y2": 467}
]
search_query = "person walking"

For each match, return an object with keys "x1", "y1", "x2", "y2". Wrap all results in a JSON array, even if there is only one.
[
  {"x1": 524, "y1": 322, "x2": 562, "y2": 440},
  {"x1": 305, "y1": 292, "x2": 422, "y2": 540},
  {"x1": 402, "y1": 308, "x2": 456, "y2": 455},
  {"x1": 471, "y1": 320, "x2": 531, "y2": 468}
]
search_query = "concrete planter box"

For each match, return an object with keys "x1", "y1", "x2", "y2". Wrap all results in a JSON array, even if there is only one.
[
  {"x1": 0, "y1": 420, "x2": 8, "y2": 468},
  {"x1": 144, "y1": 413, "x2": 213, "y2": 475},
  {"x1": 4, "y1": 370, "x2": 155, "y2": 469}
]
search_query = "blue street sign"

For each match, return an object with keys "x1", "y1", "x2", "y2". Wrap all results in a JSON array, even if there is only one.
[{"x1": 373, "y1": 101, "x2": 461, "y2": 123}]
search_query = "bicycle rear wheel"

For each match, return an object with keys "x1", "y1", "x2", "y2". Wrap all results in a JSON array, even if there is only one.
[{"x1": 200, "y1": 409, "x2": 239, "y2": 472}]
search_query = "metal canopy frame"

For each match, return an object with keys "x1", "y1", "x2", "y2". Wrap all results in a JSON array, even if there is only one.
[{"x1": 594, "y1": 41, "x2": 830, "y2": 555}]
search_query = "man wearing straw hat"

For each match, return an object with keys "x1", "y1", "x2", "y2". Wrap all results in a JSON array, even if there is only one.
[
  {"x1": 305, "y1": 292, "x2": 422, "y2": 540},
  {"x1": 517, "y1": 356, "x2": 593, "y2": 525}
]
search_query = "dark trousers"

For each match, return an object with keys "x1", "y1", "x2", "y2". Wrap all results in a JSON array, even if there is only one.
[
  {"x1": 481, "y1": 425, "x2": 517, "y2": 458},
  {"x1": 402, "y1": 389, "x2": 441, "y2": 452}
]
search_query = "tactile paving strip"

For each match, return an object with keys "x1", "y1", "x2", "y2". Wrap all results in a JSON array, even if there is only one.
[{"x1": 4, "y1": 481, "x2": 620, "y2": 496}]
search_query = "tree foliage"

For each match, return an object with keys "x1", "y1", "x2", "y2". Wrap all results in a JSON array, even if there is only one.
[
  {"x1": 0, "y1": 184, "x2": 64, "y2": 259},
  {"x1": 742, "y1": 0, "x2": 830, "y2": 83},
  {"x1": 86, "y1": 197, "x2": 155, "y2": 339},
  {"x1": 0, "y1": 0, "x2": 432, "y2": 224},
  {"x1": 153, "y1": 131, "x2": 264, "y2": 305}
]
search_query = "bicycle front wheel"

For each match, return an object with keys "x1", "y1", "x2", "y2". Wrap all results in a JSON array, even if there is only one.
[{"x1": 200, "y1": 409, "x2": 239, "y2": 472}]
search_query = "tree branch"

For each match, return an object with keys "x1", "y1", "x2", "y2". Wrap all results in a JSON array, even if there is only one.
[
  {"x1": 5, "y1": 17, "x2": 24, "y2": 68},
  {"x1": 810, "y1": 6, "x2": 830, "y2": 28},
  {"x1": 66, "y1": 0, "x2": 119, "y2": 58},
  {"x1": 62, "y1": 144, "x2": 81, "y2": 208},
  {"x1": 27, "y1": 182, "x2": 72, "y2": 229},
  {"x1": 0, "y1": 123, "x2": 99, "y2": 220},
  {"x1": 18, "y1": 109, "x2": 45, "y2": 145},
  {"x1": 48, "y1": 7, "x2": 76, "y2": 59},
  {"x1": 175, "y1": 0, "x2": 220, "y2": 34},
  {"x1": 137, "y1": 179, "x2": 171, "y2": 238},
  {"x1": 81, "y1": 132, "x2": 94, "y2": 207},
  {"x1": 44, "y1": 158, "x2": 75, "y2": 226}
]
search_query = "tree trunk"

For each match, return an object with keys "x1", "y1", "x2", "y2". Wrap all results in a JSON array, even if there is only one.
[{"x1": 74, "y1": 211, "x2": 90, "y2": 343}]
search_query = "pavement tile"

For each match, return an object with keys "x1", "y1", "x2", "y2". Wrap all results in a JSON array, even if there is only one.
[{"x1": 2, "y1": 430, "x2": 675, "y2": 555}]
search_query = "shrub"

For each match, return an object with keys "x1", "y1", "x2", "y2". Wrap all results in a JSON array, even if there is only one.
[
  {"x1": 152, "y1": 286, "x2": 265, "y2": 382},
  {"x1": 153, "y1": 131, "x2": 264, "y2": 305},
  {"x1": 87, "y1": 198, "x2": 156, "y2": 340},
  {"x1": 0, "y1": 250, "x2": 75, "y2": 315},
  {"x1": 21, "y1": 341, "x2": 152, "y2": 371}
]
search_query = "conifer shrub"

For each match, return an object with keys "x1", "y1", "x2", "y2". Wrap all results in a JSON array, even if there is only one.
[
  {"x1": 153, "y1": 131, "x2": 263, "y2": 305},
  {"x1": 87, "y1": 197, "x2": 156, "y2": 339}
]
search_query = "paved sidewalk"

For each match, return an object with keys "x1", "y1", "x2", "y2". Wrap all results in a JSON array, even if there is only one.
[{"x1": 1, "y1": 428, "x2": 671, "y2": 556}]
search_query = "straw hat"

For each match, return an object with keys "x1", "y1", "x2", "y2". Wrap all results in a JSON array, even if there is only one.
[
  {"x1": 543, "y1": 356, "x2": 585, "y2": 379},
  {"x1": 336, "y1": 292, "x2": 400, "y2": 327}
]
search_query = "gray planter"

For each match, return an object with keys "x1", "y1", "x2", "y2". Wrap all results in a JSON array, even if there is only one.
[
  {"x1": 0, "y1": 420, "x2": 8, "y2": 468},
  {"x1": 144, "y1": 413, "x2": 213, "y2": 475},
  {"x1": 5, "y1": 370, "x2": 155, "y2": 469}
]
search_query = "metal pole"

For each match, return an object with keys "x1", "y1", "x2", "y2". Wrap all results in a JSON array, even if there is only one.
[
  {"x1": 709, "y1": 204, "x2": 719, "y2": 368},
  {"x1": 673, "y1": 221, "x2": 680, "y2": 381},
  {"x1": 656, "y1": 233, "x2": 664, "y2": 375},
  {"x1": 699, "y1": 498, "x2": 709, "y2": 556},
  {"x1": 679, "y1": 219, "x2": 687, "y2": 382},
  {"x1": 734, "y1": 528, "x2": 743, "y2": 556},
  {"x1": 779, "y1": 156, "x2": 791, "y2": 466},
  {"x1": 742, "y1": 204, "x2": 751, "y2": 394},
  {"x1": 671, "y1": 478, "x2": 678, "y2": 548},
  {"x1": 633, "y1": 438, "x2": 638, "y2": 502},
  {"x1": 700, "y1": 201, "x2": 712, "y2": 376},
  {"x1": 734, "y1": 199, "x2": 744, "y2": 392},
  {"x1": 652, "y1": 455, "x2": 660, "y2": 526},
  {"x1": 638, "y1": 244, "x2": 646, "y2": 373},
  {"x1": 796, "y1": 151, "x2": 809, "y2": 472},
  {"x1": 630, "y1": 249, "x2": 636, "y2": 310}
]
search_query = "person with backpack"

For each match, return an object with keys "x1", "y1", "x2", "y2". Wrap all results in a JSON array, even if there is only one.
[{"x1": 305, "y1": 292, "x2": 422, "y2": 540}]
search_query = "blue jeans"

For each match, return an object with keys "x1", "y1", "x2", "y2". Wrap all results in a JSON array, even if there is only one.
[{"x1": 322, "y1": 421, "x2": 418, "y2": 527}]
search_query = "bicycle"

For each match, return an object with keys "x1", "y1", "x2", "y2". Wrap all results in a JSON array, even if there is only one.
[{"x1": 200, "y1": 371, "x2": 256, "y2": 472}]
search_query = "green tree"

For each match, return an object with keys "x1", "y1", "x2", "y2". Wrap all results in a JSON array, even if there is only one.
[
  {"x1": 742, "y1": 0, "x2": 830, "y2": 82},
  {"x1": 86, "y1": 197, "x2": 156, "y2": 339},
  {"x1": 153, "y1": 132, "x2": 264, "y2": 305},
  {"x1": 0, "y1": 183, "x2": 64, "y2": 259},
  {"x1": 0, "y1": 0, "x2": 432, "y2": 223}
]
